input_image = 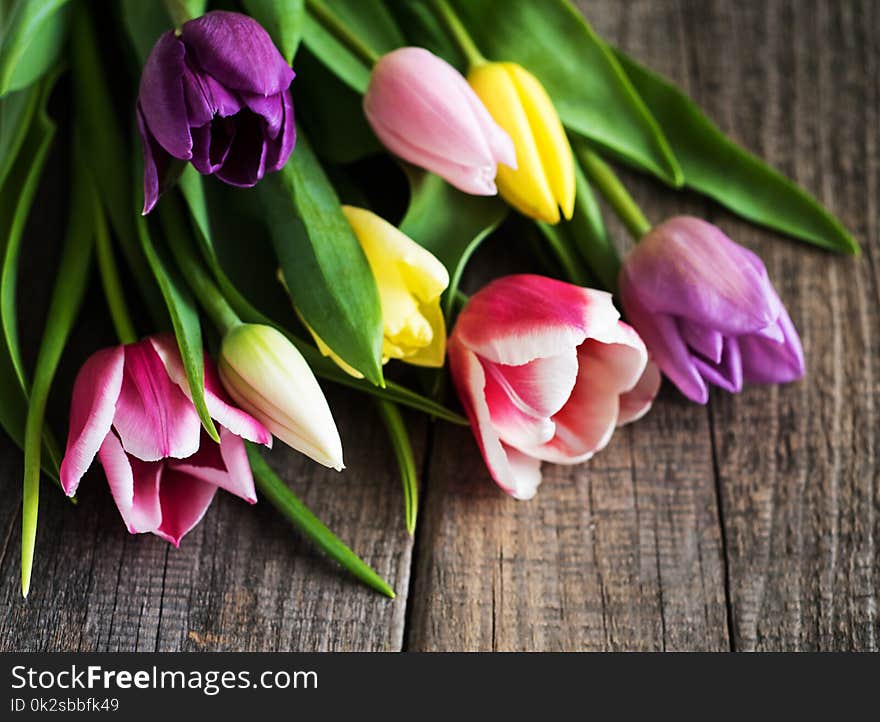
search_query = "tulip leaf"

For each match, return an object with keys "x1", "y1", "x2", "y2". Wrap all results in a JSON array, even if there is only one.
[
  {"x1": 260, "y1": 132, "x2": 385, "y2": 386},
  {"x1": 376, "y1": 399, "x2": 418, "y2": 535},
  {"x1": 120, "y1": 0, "x2": 174, "y2": 64},
  {"x1": 0, "y1": 0, "x2": 71, "y2": 96},
  {"x1": 295, "y1": 48, "x2": 380, "y2": 164},
  {"x1": 247, "y1": 443, "x2": 395, "y2": 597},
  {"x1": 391, "y1": 0, "x2": 682, "y2": 186},
  {"x1": 0, "y1": 71, "x2": 61, "y2": 480},
  {"x1": 71, "y1": 6, "x2": 166, "y2": 326},
  {"x1": 243, "y1": 0, "x2": 305, "y2": 64},
  {"x1": 0, "y1": 84, "x2": 40, "y2": 193},
  {"x1": 135, "y1": 201, "x2": 220, "y2": 445},
  {"x1": 303, "y1": 0, "x2": 405, "y2": 93},
  {"x1": 613, "y1": 50, "x2": 858, "y2": 255},
  {"x1": 400, "y1": 171, "x2": 506, "y2": 322},
  {"x1": 538, "y1": 160, "x2": 619, "y2": 292},
  {"x1": 21, "y1": 150, "x2": 95, "y2": 598}
]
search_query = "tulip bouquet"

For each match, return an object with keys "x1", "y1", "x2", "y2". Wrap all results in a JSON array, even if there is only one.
[{"x1": 0, "y1": 0, "x2": 854, "y2": 602}]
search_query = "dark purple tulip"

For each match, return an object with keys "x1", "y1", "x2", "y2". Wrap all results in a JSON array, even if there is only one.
[
  {"x1": 619, "y1": 216, "x2": 804, "y2": 404},
  {"x1": 137, "y1": 10, "x2": 296, "y2": 214}
]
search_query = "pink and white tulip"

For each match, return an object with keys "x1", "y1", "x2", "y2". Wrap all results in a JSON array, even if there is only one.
[
  {"x1": 60, "y1": 335, "x2": 272, "y2": 546},
  {"x1": 448, "y1": 275, "x2": 660, "y2": 499},
  {"x1": 364, "y1": 47, "x2": 516, "y2": 195}
]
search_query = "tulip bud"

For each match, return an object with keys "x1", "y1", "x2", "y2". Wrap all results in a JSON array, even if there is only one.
[
  {"x1": 364, "y1": 47, "x2": 516, "y2": 195},
  {"x1": 619, "y1": 216, "x2": 805, "y2": 404},
  {"x1": 218, "y1": 324, "x2": 344, "y2": 470},
  {"x1": 137, "y1": 10, "x2": 296, "y2": 213},
  {"x1": 302, "y1": 207, "x2": 450, "y2": 376},
  {"x1": 468, "y1": 62, "x2": 574, "y2": 224}
]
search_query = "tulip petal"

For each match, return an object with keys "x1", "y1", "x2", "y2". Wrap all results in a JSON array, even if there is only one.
[
  {"x1": 507, "y1": 64, "x2": 575, "y2": 220},
  {"x1": 138, "y1": 32, "x2": 192, "y2": 160},
  {"x1": 459, "y1": 74, "x2": 517, "y2": 170},
  {"x1": 678, "y1": 319, "x2": 724, "y2": 364},
  {"x1": 60, "y1": 346, "x2": 125, "y2": 496},
  {"x1": 242, "y1": 90, "x2": 284, "y2": 138},
  {"x1": 169, "y1": 428, "x2": 257, "y2": 504},
  {"x1": 624, "y1": 217, "x2": 781, "y2": 335},
  {"x1": 618, "y1": 361, "x2": 662, "y2": 425},
  {"x1": 528, "y1": 330, "x2": 647, "y2": 464},
  {"x1": 485, "y1": 347, "x2": 578, "y2": 419},
  {"x1": 155, "y1": 467, "x2": 218, "y2": 547},
  {"x1": 469, "y1": 63, "x2": 558, "y2": 222},
  {"x1": 400, "y1": 299, "x2": 447, "y2": 368},
  {"x1": 483, "y1": 358, "x2": 557, "y2": 448},
  {"x1": 137, "y1": 106, "x2": 172, "y2": 215},
  {"x1": 181, "y1": 11, "x2": 294, "y2": 96},
  {"x1": 97, "y1": 432, "x2": 163, "y2": 535},
  {"x1": 448, "y1": 339, "x2": 543, "y2": 499},
  {"x1": 181, "y1": 62, "x2": 214, "y2": 127},
  {"x1": 148, "y1": 334, "x2": 271, "y2": 447},
  {"x1": 740, "y1": 305, "x2": 805, "y2": 384},
  {"x1": 202, "y1": 73, "x2": 243, "y2": 117},
  {"x1": 114, "y1": 341, "x2": 202, "y2": 462},
  {"x1": 263, "y1": 90, "x2": 296, "y2": 173},
  {"x1": 692, "y1": 336, "x2": 743, "y2": 393},
  {"x1": 214, "y1": 111, "x2": 267, "y2": 186},
  {"x1": 621, "y1": 278, "x2": 709, "y2": 404},
  {"x1": 455, "y1": 274, "x2": 619, "y2": 366}
]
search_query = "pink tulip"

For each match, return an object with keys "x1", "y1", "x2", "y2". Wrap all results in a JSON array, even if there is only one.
[
  {"x1": 60, "y1": 335, "x2": 272, "y2": 546},
  {"x1": 364, "y1": 47, "x2": 516, "y2": 195},
  {"x1": 448, "y1": 275, "x2": 660, "y2": 499}
]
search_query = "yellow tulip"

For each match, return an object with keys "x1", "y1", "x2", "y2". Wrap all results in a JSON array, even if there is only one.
[
  {"x1": 468, "y1": 62, "x2": 575, "y2": 224},
  {"x1": 304, "y1": 206, "x2": 450, "y2": 377}
]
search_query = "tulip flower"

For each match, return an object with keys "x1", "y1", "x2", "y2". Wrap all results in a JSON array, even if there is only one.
[
  {"x1": 137, "y1": 10, "x2": 296, "y2": 214},
  {"x1": 364, "y1": 47, "x2": 515, "y2": 195},
  {"x1": 218, "y1": 323, "x2": 344, "y2": 471},
  {"x1": 467, "y1": 62, "x2": 575, "y2": 224},
  {"x1": 448, "y1": 274, "x2": 659, "y2": 499},
  {"x1": 60, "y1": 336, "x2": 272, "y2": 545},
  {"x1": 619, "y1": 216, "x2": 805, "y2": 404}
]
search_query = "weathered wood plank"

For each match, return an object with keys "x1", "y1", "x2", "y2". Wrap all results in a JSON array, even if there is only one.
[{"x1": 692, "y1": 0, "x2": 880, "y2": 650}]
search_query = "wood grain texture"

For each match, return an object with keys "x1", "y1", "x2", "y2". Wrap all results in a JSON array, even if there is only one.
[{"x1": 0, "y1": 0, "x2": 877, "y2": 651}]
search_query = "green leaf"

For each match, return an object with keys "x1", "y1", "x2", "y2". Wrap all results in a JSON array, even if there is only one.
[
  {"x1": 303, "y1": 0, "x2": 405, "y2": 92},
  {"x1": 21, "y1": 150, "x2": 96, "y2": 598},
  {"x1": 295, "y1": 48, "x2": 380, "y2": 164},
  {"x1": 0, "y1": 71, "x2": 61, "y2": 480},
  {"x1": 0, "y1": 0, "x2": 71, "y2": 96},
  {"x1": 399, "y1": 171, "x2": 506, "y2": 322},
  {"x1": 246, "y1": 443, "x2": 395, "y2": 598},
  {"x1": 243, "y1": 0, "x2": 305, "y2": 64},
  {"x1": 614, "y1": 49, "x2": 858, "y2": 255},
  {"x1": 137, "y1": 201, "x2": 220, "y2": 444},
  {"x1": 120, "y1": 0, "x2": 174, "y2": 64},
  {"x1": 259, "y1": 132, "x2": 384, "y2": 385},
  {"x1": 71, "y1": 6, "x2": 167, "y2": 325},
  {"x1": 0, "y1": 84, "x2": 40, "y2": 192},
  {"x1": 178, "y1": 168, "x2": 466, "y2": 424},
  {"x1": 449, "y1": 0, "x2": 681, "y2": 185},
  {"x1": 538, "y1": 160, "x2": 619, "y2": 291},
  {"x1": 376, "y1": 399, "x2": 418, "y2": 535}
]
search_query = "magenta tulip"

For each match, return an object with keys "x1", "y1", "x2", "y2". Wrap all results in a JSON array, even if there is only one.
[
  {"x1": 60, "y1": 335, "x2": 272, "y2": 546},
  {"x1": 448, "y1": 275, "x2": 660, "y2": 499},
  {"x1": 364, "y1": 47, "x2": 516, "y2": 195},
  {"x1": 137, "y1": 10, "x2": 296, "y2": 214},
  {"x1": 619, "y1": 216, "x2": 805, "y2": 404}
]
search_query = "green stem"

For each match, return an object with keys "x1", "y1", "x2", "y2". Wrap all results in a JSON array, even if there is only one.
[
  {"x1": 541, "y1": 225, "x2": 590, "y2": 286},
  {"x1": 160, "y1": 207, "x2": 240, "y2": 335},
  {"x1": 576, "y1": 144, "x2": 652, "y2": 240},
  {"x1": 306, "y1": 0, "x2": 380, "y2": 67},
  {"x1": 376, "y1": 400, "x2": 418, "y2": 536},
  {"x1": 431, "y1": 0, "x2": 486, "y2": 68},
  {"x1": 247, "y1": 444, "x2": 395, "y2": 598},
  {"x1": 94, "y1": 197, "x2": 137, "y2": 344}
]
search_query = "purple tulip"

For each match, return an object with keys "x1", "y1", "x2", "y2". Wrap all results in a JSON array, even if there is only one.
[
  {"x1": 619, "y1": 216, "x2": 805, "y2": 404},
  {"x1": 137, "y1": 11, "x2": 296, "y2": 214}
]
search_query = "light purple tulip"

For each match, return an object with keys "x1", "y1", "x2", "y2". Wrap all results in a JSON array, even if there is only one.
[
  {"x1": 364, "y1": 47, "x2": 516, "y2": 195},
  {"x1": 619, "y1": 216, "x2": 805, "y2": 404},
  {"x1": 137, "y1": 10, "x2": 296, "y2": 214},
  {"x1": 60, "y1": 335, "x2": 272, "y2": 546}
]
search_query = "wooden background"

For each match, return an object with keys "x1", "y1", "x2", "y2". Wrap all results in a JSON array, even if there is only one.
[{"x1": 1, "y1": 0, "x2": 877, "y2": 652}]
